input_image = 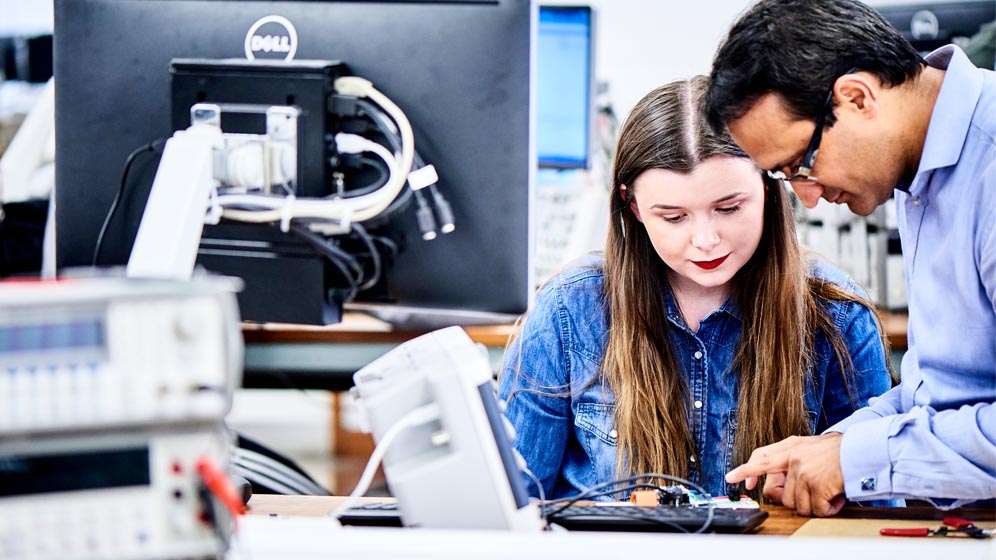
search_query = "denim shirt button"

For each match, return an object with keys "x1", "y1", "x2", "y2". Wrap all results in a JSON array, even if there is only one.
[
  {"x1": 693, "y1": 351, "x2": 703, "y2": 359},
  {"x1": 609, "y1": 429, "x2": 618, "y2": 439},
  {"x1": 689, "y1": 455, "x2": 696, "y2": 463},
  {"x1": 693, "y1": 400, "x2": 703, "y2": 409}
]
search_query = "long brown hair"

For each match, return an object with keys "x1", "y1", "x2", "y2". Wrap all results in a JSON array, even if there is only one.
[{"x1": 605, "y1": 76, "x2": 889, "y2": 486}]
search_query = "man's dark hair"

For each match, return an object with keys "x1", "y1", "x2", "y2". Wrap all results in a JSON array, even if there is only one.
[{"x1": 705, "y1": 0, "x2": 925, "y2": 131}]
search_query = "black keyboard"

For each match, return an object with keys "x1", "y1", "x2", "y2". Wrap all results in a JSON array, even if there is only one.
[{"x1": 338, "y1": 501, "x2": 768, "y2": 533}]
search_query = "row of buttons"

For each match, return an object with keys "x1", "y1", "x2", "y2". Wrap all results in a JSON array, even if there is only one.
[
  {"x1": 0, "y1": 489, "x2": 158, "y2": 559},
  {"x1": 0, "y1": 300, "x2": 230, "y2": 434}
]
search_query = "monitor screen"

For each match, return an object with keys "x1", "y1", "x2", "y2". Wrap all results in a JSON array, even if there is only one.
[
  {"x1": 537, "y1": 5, "x2": 593, "y2": 169},
  {"x1": 53, "y1": 0, "x2": 535, "y2": 325},
  {"x1": 871, "y1": 1, "x2": 995, "y2": 57}
]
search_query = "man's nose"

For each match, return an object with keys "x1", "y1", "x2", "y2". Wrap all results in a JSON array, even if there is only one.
[{"x1": 789, "y1": 180, "x2": 824, "y2": 209}]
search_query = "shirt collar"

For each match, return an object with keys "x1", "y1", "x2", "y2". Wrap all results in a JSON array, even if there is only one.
[
  {"x1": 917, "y1": 45, "x2": 985, "y2": 176},
  {"x1": 662, "y1": 286, "x2": 742, "y2": 328}
]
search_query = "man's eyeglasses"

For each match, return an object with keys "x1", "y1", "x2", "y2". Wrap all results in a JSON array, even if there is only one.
[{"x1": 766, "y1": 87, "x2": 836, "y2": 184}]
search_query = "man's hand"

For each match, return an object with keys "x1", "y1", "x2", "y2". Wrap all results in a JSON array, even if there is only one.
[{"x1": 725, "y1": 433, "x2": 847, "y2": 517}]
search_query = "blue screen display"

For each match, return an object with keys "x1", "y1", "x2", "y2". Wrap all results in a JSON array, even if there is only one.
[
  {"x1": 537, "y1": 6, "x2": 592, "y2": 168},
  {"x1": 0, "y1": 319, "x2": 105, "y2": 354}
]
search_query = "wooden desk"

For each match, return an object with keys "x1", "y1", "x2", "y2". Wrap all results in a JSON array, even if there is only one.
[
  {"x1": 246, "y1": 495, "x2": 993, "y2": 538},
  {"x1": 879, "y1": 309, "x2": 908, "y2": 351},
  {"x1": 241, "y1": 310, "x2": 908, "y2": 390},
  {"x1": 244, "y1": 311, "x2": 906, "y2": 350},
  {"x1": 241, "y1": 312, "x2": 518, "y2": 390},
  {"x1": 242, "y1": 313, "x2": 516, "y2": 347},
  {"x1": 245, "y1": 495, "x2": 807, "y2": 535}
]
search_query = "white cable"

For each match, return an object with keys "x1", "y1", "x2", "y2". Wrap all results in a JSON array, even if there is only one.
[
  {"x1": 329, "y1": 403, "x2": 441, "y2": 520},
  {"x1": 216, "y1": 78, "x2": 415, "y2": 226},
  {"x1": 217, "y1": 137, "x2": 398, "y2": 223}
]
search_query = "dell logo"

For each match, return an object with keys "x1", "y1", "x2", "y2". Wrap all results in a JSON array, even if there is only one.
[
  {"x1": 245, "y1": 15, "x2": 298, "y2": 61},
  {"x1": 910, "y1": 10, "x2": 940, "y2": 41}
]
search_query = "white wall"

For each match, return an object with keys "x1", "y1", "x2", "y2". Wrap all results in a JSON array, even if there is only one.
[
  {"x1": 0, "y1": 0, "x2": 53, "y2": 35},
  {"x1": 544, "y1": 0, "x2": 971, "y2": 119},
  {"x1": 543, "y1": 0, "x2": 751, "y2": 119}
]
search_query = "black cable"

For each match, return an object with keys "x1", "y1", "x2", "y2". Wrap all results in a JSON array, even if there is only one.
[
  {"x1": 333, "y1": 155, "x2": 389, "y2": 198},
  {"x1": 541, "y1": 473, "x2": 716, "y2": 534},
  {"x1": 371, "y1": 234, "x2": 398, "y2": 258},
  {"x1": 545, "y1": 483, "x2": 689, "y2": 533},
  {"x1": 545, "y1": 483, "x2": 690, "y2": 533},
  {"x1": 521, "y1": 466, "x2": 549, "y2": 529},
  {"x1": 92, "y1": 139, "x2": 167, "y2": 267},
  {"x1": 354, "y1": 98, "x2": 438, "y2": 236},
  {"x1": 287, "y1": 222, "x2": 362, "y2": 301},
  {"x1": 546, "y1": 473, "x2": 709, "y2": 510},
  {"x1": 351, "y1": 223, "x2": 382, "y2": 291}
]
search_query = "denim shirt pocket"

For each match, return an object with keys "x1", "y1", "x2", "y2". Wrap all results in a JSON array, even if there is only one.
[{"x1": 574, "y1": 402, "x2": 618, "y2": 487}]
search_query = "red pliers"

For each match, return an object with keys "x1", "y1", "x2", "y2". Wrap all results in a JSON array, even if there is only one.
[{"x1": 880, "y1": 517, "x2": 995, "y2": 539}]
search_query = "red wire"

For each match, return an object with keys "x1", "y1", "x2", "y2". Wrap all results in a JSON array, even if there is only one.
[{"x1": 196, "y1": 457, "x2": 247, "y2": 530}]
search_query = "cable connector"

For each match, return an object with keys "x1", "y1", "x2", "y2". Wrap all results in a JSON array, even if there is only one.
[
  {"x1": 432, "y1": 190, "x2": 456, "y2": 234},
  {"x1": 334, "y1": 76, "x2": 374, "y2": 98},
  {"x1": 196, "y1": 456, "x2": 246, "y2": 531},
  {"x1": 334, "y1": 132, "x2": 377, "y2": 155},
  {"x1": 415, "y1": 195, "x2": 438, "y2": 241}
]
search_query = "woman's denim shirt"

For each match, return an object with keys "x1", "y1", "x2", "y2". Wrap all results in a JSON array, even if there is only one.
[{"x1": 497, "y1": 254, "x2": 893, "y2": 501}]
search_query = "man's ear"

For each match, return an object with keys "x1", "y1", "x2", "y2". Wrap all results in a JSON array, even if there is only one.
[
  {"x1": 835, "y1": 72, "x2": 879, "y2": 119},
  {"x1": 620, "y1": 184, "x2": 643, "y2": 223}
]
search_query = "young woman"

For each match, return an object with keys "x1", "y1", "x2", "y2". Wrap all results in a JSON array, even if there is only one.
[{"x1": 497, "y1": 76, "x2": 893, "y2": 501}]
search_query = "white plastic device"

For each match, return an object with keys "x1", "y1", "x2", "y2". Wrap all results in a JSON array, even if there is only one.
[
  {"x1": 0, "y1": 274, "x2": 243, "y2": 560},
  {"x1": 0, "y1": 274, "x2": 243, "y2": 435},
  {"x1": 351, "y1": 326, "x2": 543, "y2": 531},
  {"x1": 126, "y1": 112, "x2": 225, "y2": 280},
  {"x1": 0, "y1": 428, "x2": 234, "y2": 560},
  {"x1": 126, "y1": 76, "x2": 415, "y2": 282}
]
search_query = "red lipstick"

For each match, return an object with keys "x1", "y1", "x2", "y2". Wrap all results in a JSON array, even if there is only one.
[{"x1": 693, "y1": 255, "x2": 729, "y2": 270}]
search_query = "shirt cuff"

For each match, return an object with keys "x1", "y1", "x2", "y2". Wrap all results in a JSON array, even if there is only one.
[
  {"x1": 826, "y1": 415, "x2": 860, "y2": 435},
  {"x1": 826, "y1": 405, "x2": 890, "y2": 435},
  {"x1": 839, "y1": 415, "x2": 895, "y2": 500}
]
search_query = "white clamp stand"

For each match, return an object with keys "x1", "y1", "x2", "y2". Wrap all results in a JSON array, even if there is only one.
[{"x1": 126, "y1": 105, "x2": 224, "y2": 280}]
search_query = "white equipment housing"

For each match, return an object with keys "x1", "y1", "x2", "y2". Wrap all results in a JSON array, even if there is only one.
[
  {"x1": 0, "y1": 274, "x2": 244, "y2": 560},
  {"x1": 351, "y1": 326, "x2": 543, "y2": 531},
  {"x1": 0, "y1": 275, "x2": 244, "y2": 435}
]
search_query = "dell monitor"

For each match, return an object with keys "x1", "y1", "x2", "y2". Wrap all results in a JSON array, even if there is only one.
[
  {"x1": 871, "y1": 1, "x2": 995, "y2": 58},
  {"x1": 53, "y1": 0, "x2": 535, "y2": 325}
]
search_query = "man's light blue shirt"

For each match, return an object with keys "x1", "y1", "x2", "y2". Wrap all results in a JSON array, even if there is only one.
[{"x1": 831, "y1": 46, "x2": 996, "y2": 506}]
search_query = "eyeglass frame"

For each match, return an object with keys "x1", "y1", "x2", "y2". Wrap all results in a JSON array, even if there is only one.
[{"x1": 765, "y1": 69, "x2": 856, "y2": 183}]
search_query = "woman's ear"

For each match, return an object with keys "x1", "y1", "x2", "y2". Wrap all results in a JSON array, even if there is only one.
[{"x1": 620, "y1": 184, "x2": 643, "y2": 223}]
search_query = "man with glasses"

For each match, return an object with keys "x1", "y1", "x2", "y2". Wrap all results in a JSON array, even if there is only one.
[{"x1": 704, "y1": 0, "x2": 996, "y2": 517}]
